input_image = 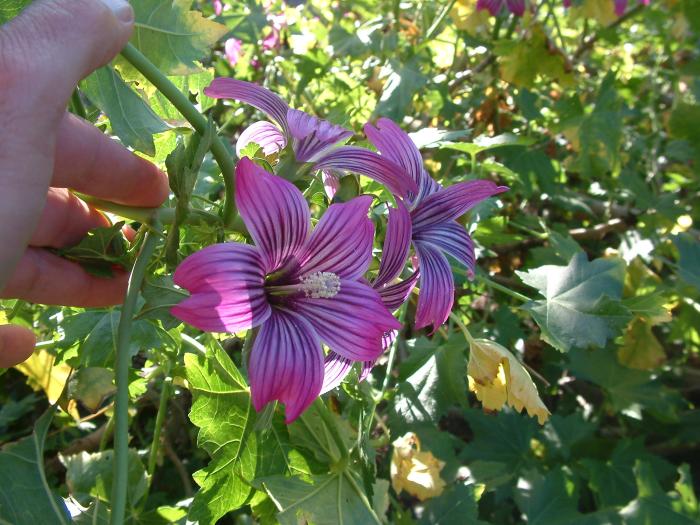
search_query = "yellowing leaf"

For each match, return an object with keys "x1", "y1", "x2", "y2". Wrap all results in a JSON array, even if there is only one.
[
  {"x1": 617, "y1": 318, "x2": 666, "y2": 370},
  {"x1": 571, "y1": 0, "x2": 618, "y2": 26},
  {"x1": 390, "y1": 433, "x2": 446, "y2": 501},
  {"x1": 495, "y1": 25, "x2": 574, "y2": 88},
  {"x1": 14, "y1": 350, "x2": 79, "y2": 419},
  {"x1": 467, "y1": 339, "x2": 550, "y2": 424},
  {"x1": 451, "y1": 0, "x2": 490, "y2": 36}
]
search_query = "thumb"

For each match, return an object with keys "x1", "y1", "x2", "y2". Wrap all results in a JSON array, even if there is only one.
[
  {"x1": 0, "y1": 324, "x2": 36, "y2": 368},
  {"x1": 0, "y1": 0, "x2": 134, "y2": 117},
  {"x1": 0, "y1": 0, "x2": 134, "y2": 291}
]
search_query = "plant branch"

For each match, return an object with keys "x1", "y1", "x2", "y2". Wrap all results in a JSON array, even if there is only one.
[
  {"x1": 119, "y1": 43, "x2": 237, "y2": 227},
  {"x1": 110, "y1": 228, "x2": 159, "y2": 525},
  {"x1": 573, "y1": 5, "x2": 645, "y2": 61}
]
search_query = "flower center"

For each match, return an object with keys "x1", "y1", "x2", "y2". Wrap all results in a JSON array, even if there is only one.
[{"x1": 299, "y1": 271, "x2": 341, "y2": 299}]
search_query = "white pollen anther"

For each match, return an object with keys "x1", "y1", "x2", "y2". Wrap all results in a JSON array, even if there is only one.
[{"x1": 300, "y1": 271, "x2": 341, "y2": 299}]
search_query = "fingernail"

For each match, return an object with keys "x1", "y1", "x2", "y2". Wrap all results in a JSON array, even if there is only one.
[{"x1": 100, "y1": 0, "x2": 134, "y2": 24}]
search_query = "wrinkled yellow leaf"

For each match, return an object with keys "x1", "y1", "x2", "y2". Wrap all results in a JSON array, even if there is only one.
[
  {"x1": 391, "y1": 432, "x2": 446, "y2": 501},
  {"x1": 468, "y1": 339, "x2": 550, "y2": 424},
  {"x1": 571, "y1": 0, "x2": 617, "y2": 26},
  {"x1": 451, "y1": 0, "x2": 491, "y2": 35},
  {"x1": 14, "y1": 349, "x2": 79, "y2": 419},
  {"x1": 617, "y1": 318, "x2": 666, "y2": 370}
]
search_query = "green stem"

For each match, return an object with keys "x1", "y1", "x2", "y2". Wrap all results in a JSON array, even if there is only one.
[
  {"x1": 110, "y1": 229, "x2": 159, "y2": 525},
  {"x1": 75, "y1": 193, "x2": 222, "y2": 227},
  {"x1": 476, "y1": 273, "x2": 531, "y2": 302},
  {"x1": 146, "y1": 374, "x2": 172, "y2": 484},
  {"x1": 423, "y1": 0, "x2": 458, "y2": 42},
  {"x1": 448, "y1": 311, "x2": 475, "y2": 345},
  {"x1": 119, "y1": 43, "x2": 237, "y2": 227}
]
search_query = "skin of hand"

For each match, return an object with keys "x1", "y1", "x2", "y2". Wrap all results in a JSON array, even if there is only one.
[{"x1": 0, "y1": 0, "x2": 169, "y2": 367}]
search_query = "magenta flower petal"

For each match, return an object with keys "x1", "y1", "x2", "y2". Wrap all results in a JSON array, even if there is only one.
[
  {"x1": 506, "y1": 0, "x2": 525, "y2": 15},
  {"x1": 286, "y1": 108, "x2": 353, "y2": 162},
  {"x1": 614, "y1": 0, "x2": 627, "y2": 14},
  {"x1": 364, "y1": 118, "x2": 427, "y2": 194},
  {"x1": 413, "y1": 222, "x2": 475, "y2": 275},
  {"x1": 249, "y1": 309, "x2": 324, "y2": 423},
  {"x1": 235, "y1": 157, "x2": 310, "y2": 272},
  {"x1": 377, "y1": 272, "x2": 419, "y2": 312},
  {"x1": 293, "y1": 196, "x2": 374, "y2": 280},
  {"x1": 374, "y1": 200, "x2": 412, "y2": 288},
  {"x1": 171, "y1": 243, "x2": 271, "y2": 332},
  {"x1": 295, "y1": 280, "x2": 401, "y2": 361},
  {"x1": 411, "y1": 180, "x2": 508, "y2": 231},
  {"x1": 204, "y1": 78, "x2": 290, "y2": 135},
  {"x1": 313, "y1": 146, "x2": 418, "y2": 199},
  {"x1": 236, "y1": 120, "x2": 287, "y2": 157},
  {"x1": 414, "y1": 241, "x2": 454, "y2": 332},
  {"x1": 320, "y1": 351, "x2": 353, "y2": 394},
  {"x1": 321, "y1": 170, "x2": 341, "y2": 200}
]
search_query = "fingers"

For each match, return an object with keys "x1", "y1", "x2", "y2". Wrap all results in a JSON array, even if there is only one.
[
  {"x1": 54, "y1": 113, "x2": 170, "y2": 207},
  {"x1": 0, "y1": 324, "x2": 36, "y2": 368},
  {"x1": 0, "y1": 0, "x2": 135, "y2": 291},
  {"x1": 0, "y1": 248, "x2": 128, "y2": 308},
  {"x1": 29, "y1": 188, "x2": 110, "y2": 248}
]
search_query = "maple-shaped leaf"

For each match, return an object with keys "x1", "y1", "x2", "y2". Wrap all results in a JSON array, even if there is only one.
[
  {"x1": 128, "y1": 0, "x2": 227, "y2": 75},
  {"x1": 517, "y1": 253, "x2": 632, "y2": 352}
]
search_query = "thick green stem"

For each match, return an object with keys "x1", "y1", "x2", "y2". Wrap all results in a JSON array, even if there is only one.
[
  {"x1": 110, "y1": 230, "x2": 159, "y2": 525},
  {"x1": 119, "y1": 43, "x2": 237, "y2": 227}
]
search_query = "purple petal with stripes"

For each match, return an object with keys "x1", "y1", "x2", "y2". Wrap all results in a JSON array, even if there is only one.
[
  {"x1": 414, "y1": 241, "x2": 454, "y2": 332},
  {"x1": 287, "y1": 108, "x2": 353, "y2": 162},
  {"x1": 411, "y1": 180, "x2": 508, "y2": 231},
  {"x1": 374, "y1": 200, "x2": 412, "y2": 288},
  {"x1": 377, "y1": 272, "x2": 419, "y2": 312},
  {"x1": 506, "y1": 0, "x2": 525, "y2": 15},
  {"x1": 413, "y1": 221, "x2": 476, "y2": 275},
  {"x1": 321, "y1": 170, "x2": 341, "y2": 200},
  {"x1": 235, "y1": 158, "x2": 310, "y2": 273},
  {"x1": 320, "y1": 351, "x2": 353, "y2": 394},
  {"x1": 294, "y1": 280, "x2": 401, "y2": 361},
  {"x1": 249, "y1": 309, "x2": 324, "y2": 423},
  {"x1": 236, "y1": 120, "x2": 287, "y2": 157},
  {"x1": 364, "y1": 118, "x2": 427, "y2": 197},
  {"x1": 293, "y1": 196, "x2": 374, "y2": 280},
  {"x1": 477, "y1": 0, "x2": 503, "y2": 15},
  {"x1": 313, "y1": 146, "x2": 418, "y2": 199},
  {"x1": 171, "y1": 243, "x2": 271, "y2": 333},
  {"x1": 204, "y1": 78, "x2": 290, "y2": 135}
]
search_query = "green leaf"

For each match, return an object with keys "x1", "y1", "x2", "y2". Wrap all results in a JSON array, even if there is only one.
[
  {"x1": 673, "y1": 234, "x2": 700, "y2": 292},
  {"x1": 375, "y1": 58, "x2": 427, "y2": 120},
  {"x1": 620, "y1": 462, "x2": 699, "y2": 524},
  {"x1": 567, "y1": 347, "x2": 681, "y2": 421},
  {"x1": 258, "y1": 472, "x2": 382, "y2": 525},
  {"x1": 0, "y1": 409, "x2": 70, "y2": 524},
  {"x1": 81, "y1": 66, "x2": 168, "y2": 155},
  {"x1": 128, "y1": 0, "x2": 227, "y2": 75},
  {"x1": 184, "y1": 343, "x2": 257, "y2": 525},
  {"x1": 68, "y1": 367, "x2": 116, "y2": 412},
  {"x1": 138, "y1": 275, "x2": 187, "y2": 330},
  {"x1": 151, "y1": 68, "x2": 216, "y2": 119},
  {"x1": 515, "y1": 468, "x2": 621, "y2": 525},
  {"x1": 57, "y1": 222, "x2": 130, "y2": 277},
  {"x1": 61, "y1": 449, "x2": 147, "y2": 509},
  {"x1": 418, "y1": 483, "x2": 486, "y2": 525},
  {"x1": 0, "y1": 0, "x2": 30, "y2": 23},
  {"x1": 540, "y1": 413, "x2": 596, "y2": 461},
  {"x1": 517, "y1": 253, "x2": 631, "y2": 352}
]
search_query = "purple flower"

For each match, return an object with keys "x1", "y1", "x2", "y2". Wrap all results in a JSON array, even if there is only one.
[
  {"x1": 613, "y1": 0, "x2": 650, "y2": 16},
  {"x1": 477, "y1": 0, "x2": 526, "y2": 16},
  {"x1": 212, "y1": 0, "x2": 223, "y2": 15},
  {"x1": 365, "y1": 118, "x2": 508, "y2": 332},
  {"x1": 171, "y1": 158, "x2": 400, "y2": 422},
  {"x1": 322, "y1": 200, "x2": 418, "y2": 392},
  {"x1": 224, "y1": 38, "x2": 243, "y2": 68},
  {"x1": 203, "y1": 78, "x2": 418, "y2": 198}
]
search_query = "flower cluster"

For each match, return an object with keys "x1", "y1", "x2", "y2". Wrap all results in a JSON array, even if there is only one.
[{"x1": 171, "y1": 80, "x2": 507, "y2": 422}]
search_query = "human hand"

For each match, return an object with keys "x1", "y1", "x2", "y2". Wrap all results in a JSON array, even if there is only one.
[{"x1": 0, "y1": 0, "x2": 169, "y2": 367}]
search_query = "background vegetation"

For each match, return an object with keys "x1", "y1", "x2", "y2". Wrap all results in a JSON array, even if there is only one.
[{"x1": 1, "y1": 0, "x2": 700, "y2": 523}]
